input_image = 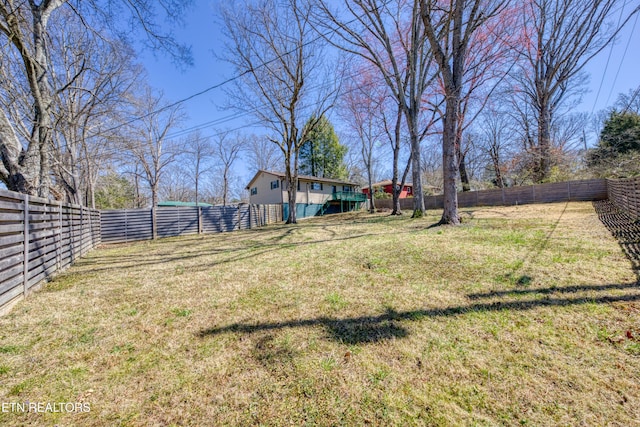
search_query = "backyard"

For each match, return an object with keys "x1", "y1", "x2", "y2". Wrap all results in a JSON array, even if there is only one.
[{"x1": 0, "y1": 201, "x2": 639, "y2": 426}]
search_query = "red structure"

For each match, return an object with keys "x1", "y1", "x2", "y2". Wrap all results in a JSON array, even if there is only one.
[{"x1": 362, "y1": 180, "x2": 413, "y2": 199}]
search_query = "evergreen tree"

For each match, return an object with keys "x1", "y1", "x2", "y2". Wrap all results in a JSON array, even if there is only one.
[
  {"x1": 299, "y1": 115, "x2": 348, "y2": 179},
  {"x1": 587, "y1": 110, "x2": 640, "y2": 177},
  {"x1": 599, "y1": 110, "x2": 640, "y2": 154},
  {"x1": 94, "y1": 174, "x2": 137, "y2": 210}
]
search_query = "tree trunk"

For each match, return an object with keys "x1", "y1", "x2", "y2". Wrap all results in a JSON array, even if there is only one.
[
  {"x1": 409, "y1": 123, "x2": 426, "y2": 217},
  {"x1": 284, "y1": 151, "x2": 298, "y2": 224},
  {"x1": 458, "y1": 147, "x2": 471, "y2": 192},
  {"x1": 536, "y1": 102, "x2": 552, "y2": 183},
  {"x1": 441, "y1": 101, "x2": 460, "y2": 225},
  {"x1": 151, "y1": 184, "x2": 158, "y2": 239},
  {"x1": 491, "y1": 151, "x2": 504, "y2": 188},
  {"x1": 222, "y1": 171, "x2": 228, "y2": 206},
  {"x1": 32, "y1": 5, "x2": 56, "y2": 199},
  {"x1": 367, "y1": 169, "x2": 375, "y2": 213}
]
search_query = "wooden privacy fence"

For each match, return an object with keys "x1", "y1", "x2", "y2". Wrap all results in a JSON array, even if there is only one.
[
  {"x1": 100, "y1": 204, "x2": 283, "y2": 244},
  {"x1": 0, "y1": 188, "x2": 100, "y2": 315},
  {"x1": 607, "y1": 177, "x2": 640, "y2": 219},
  {"x1": 374, "y1": 179, "x2": 608, "y2": 211}
]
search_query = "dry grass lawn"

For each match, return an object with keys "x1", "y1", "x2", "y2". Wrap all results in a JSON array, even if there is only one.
[{"x1": 0, "y1": 201, "x2": 639, "y2": 426}]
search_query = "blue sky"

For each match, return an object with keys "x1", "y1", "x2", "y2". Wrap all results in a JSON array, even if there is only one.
[{"x1": 141, "y1": 0, "x2": 640, "y2": 183}]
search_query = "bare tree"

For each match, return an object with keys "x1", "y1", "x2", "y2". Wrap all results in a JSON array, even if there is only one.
[
  {"x1": 124, "y1": 88, "x2": 184, "y2": 238},
  {"x1": 49, "y1": 9, "x2": 142, "y2": 206},
  {"x1": 159, "y1": 163, "x2": 194, "y2": 202},
  {"x1": 420, "y1": 0, "x2": 509, "y2": 224},
  {"x1": 244, "y1": 134, "x2": 283, "y2": 174},
  {"x1": 219, "y1": 0, "x2": 337, "y2": 223},
  {"x1": 315, "y1": 0, "x2": 439, "y2": 217},
  {"x1": 212, "y1": 131, "x2": 244, "y2": 206},
  {"x1": 180, "y1": 130, "x2": 215, "y2": 206},
  {"x1": 0, "y1": 0, "x2": 192, "y2": 198},
  {"x1": 340, "y1": 71, "x2": 388, "y2": 213},
  {"x1": 513, "y1": 0, "x2": 639, "y2": 182},
  {"x1": 476, "y1": 107, "x2": 514, "y2": 188}
]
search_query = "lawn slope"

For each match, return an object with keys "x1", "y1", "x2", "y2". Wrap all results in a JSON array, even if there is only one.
[{"x1": 0, "y1": 202, "x2": 638, "y2": 426}]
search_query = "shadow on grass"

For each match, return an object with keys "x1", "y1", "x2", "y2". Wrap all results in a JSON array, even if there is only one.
[
  {"x1": 82, "y1": 230, "x2": 381, "y2": 274},
  {"x1": 594, "y1": 200, "x2": 640, "y2": 281},
  {"x1": 198, "y1": 282, "x2": 640, "y2": 345},
  {"x1": 467, "y1": 282, "x2": 639, "y2": 299}
]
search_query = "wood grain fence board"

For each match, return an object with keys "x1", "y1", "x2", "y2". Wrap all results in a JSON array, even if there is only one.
[
  {"x1": 0, "y1": 244, "x2": 23, "y2": 259},
  {"x1": 607, "y1": 177, "x2": 640, "y2": 219},
  {"x1": 0, "y1": 188, "x2": 101, "y2": 315},
  {"x1": 0, "y1": 233, "x2": 25, "y2": 247},
  {"x1": 374, "y1": 179, "x2": 608, "y2": 211},
  {"x1": 0, "y1": 287, "x2": 24, "y2": 310},
  {"x1": 0, "y1": 274, "x2": 23, "y2": 296},
  {"x1": 0, "y1": 199, "x2": 26, "y2": 211},
  {"x1": 0, "y1": 223, "x2": 25, "y2": 234},
  {"x1": 0, "y1": 254, "x2": 23, "y2": 274}
]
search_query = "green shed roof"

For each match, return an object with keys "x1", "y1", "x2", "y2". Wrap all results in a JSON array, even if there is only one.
[{"x1": 158, "y1": 201, "x2": 213, "y2": 207}]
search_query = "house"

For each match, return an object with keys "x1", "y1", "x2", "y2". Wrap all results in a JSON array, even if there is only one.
[
  {"x1": 245, "y1": 170, "x2": 366, "y2": 219},
  {"x1": 362, "y1": 180, "x2": 414, "y2": 198}
]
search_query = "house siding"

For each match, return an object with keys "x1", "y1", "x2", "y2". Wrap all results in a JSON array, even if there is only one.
[
  {"x1": 247, "y1": 171, "x2": 361, "y2": 219},
  {"x1": 362, "y1": 183, "x2": 413, "y2": 199},
  {"x1": 248, "y1": 173, "x2": 284, "y2": 205}
]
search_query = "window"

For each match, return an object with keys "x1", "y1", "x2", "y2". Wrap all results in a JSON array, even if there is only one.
[
  {"x1": 270, "y1": 180, "x2": 279, "y2": 190},
  {"x1": 250, "y1": 187, "x2": 258, "y2": 195},
  {"x1": 406, "y1": 186, "x2": 412, "y2": 194},
  {"x1": 343, "y1": 185, "x2": 352, "y2": 192},
  {"x1": 310, "y1": 182, "x2": 323, "y2": 190},
  {"x1": 332, "y1": 185, "x2": 337, "y2": 193}
]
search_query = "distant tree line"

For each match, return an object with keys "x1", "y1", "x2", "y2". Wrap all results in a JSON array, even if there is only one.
[{"x1": 1, "y1": 0, "x2": 638, "y2": 226}]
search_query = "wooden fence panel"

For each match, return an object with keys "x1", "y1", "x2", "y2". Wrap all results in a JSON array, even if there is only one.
[
  {"x1": 201, "y1": 206, "x2": 241, "y2": 233},
  {"x1": 375, "y1": 179, "x2": 608, "y2": 211},
  {"x1": 0, "y1": 192, "x2": 27, "y2": 311},
  {"x1": 100, "y1": 204, "x2": 283, "y2": 242},
  {"x1": 608, "y1": 177, "x2": 640, "y2": 219},
  {"x1": 0, "y1": 189, "x2": 100, "y2": 315},
  {"x1": 238, "y1": 205, "x2": 251, "y2": 230},
  {"x1": 100, "y1": 209, "x2": 153, "y2": 243},
  {"x1": 156, "y1": 207, "x2": 199, "y2": 238},
  {"x1": 252, "y1": 204, "x2": 283, "y2": 227}
]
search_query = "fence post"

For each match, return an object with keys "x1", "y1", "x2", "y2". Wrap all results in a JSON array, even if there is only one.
[
  {"x1": 633, "y1": 178, "x2": 640, "y2": 218},
  {"x1": 57, "y1": 201, "x2": 62, "y2": 271},
  {"x1": 567, "y1": 181, "x2": 571, "y2": 201},
  {"x1": 151, "y1": 207, "x2": 156, "y2": 240},
  {"x1": 532, "y1": 184, "x2": 536, "y2": 203},
  {"x1": 80, "y1": 205, "x2": 84, "y2": 255},
  {"x1": 198, "y1": 206, "x2": 202, "y2": 234},
  {"x1": 23, "y1": 194, "x2": 29, "y2": 296}
]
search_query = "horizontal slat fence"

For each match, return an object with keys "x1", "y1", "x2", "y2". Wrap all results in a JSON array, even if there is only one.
[
  {"x1": 607, "y1": 177, "x2": 640, "y2": 219},
  {"x1": 100, "y1": 204, "x2": 283, "y2": 244},
  {"x1": 375, "y1": 179, "x2": 608, "y2": 211},
  {"x1": 100, "y1": 208, "x2": 153, "y2": 243},
  {"x1": 0, "y1": 188, "x2": 100, "y2": 315}
]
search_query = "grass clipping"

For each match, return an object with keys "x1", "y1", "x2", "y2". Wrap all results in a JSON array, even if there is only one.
[{"x1": 0, "y1": 202, "x2": 639, "y2": 426}]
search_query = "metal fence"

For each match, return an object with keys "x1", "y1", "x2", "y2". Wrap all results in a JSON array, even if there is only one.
[
  {"x1": 100, "y1": 204, "x2": 283, "y2": 244},
  {"x1": 0, "y1": 188, "x2": 100, "y2": 315},
  {"x1": 607, "y1": 177, "x2": 640, "y2": 219},
  {"x1": 374, "y1": 179, "x2": 609, "y2": 210}
]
